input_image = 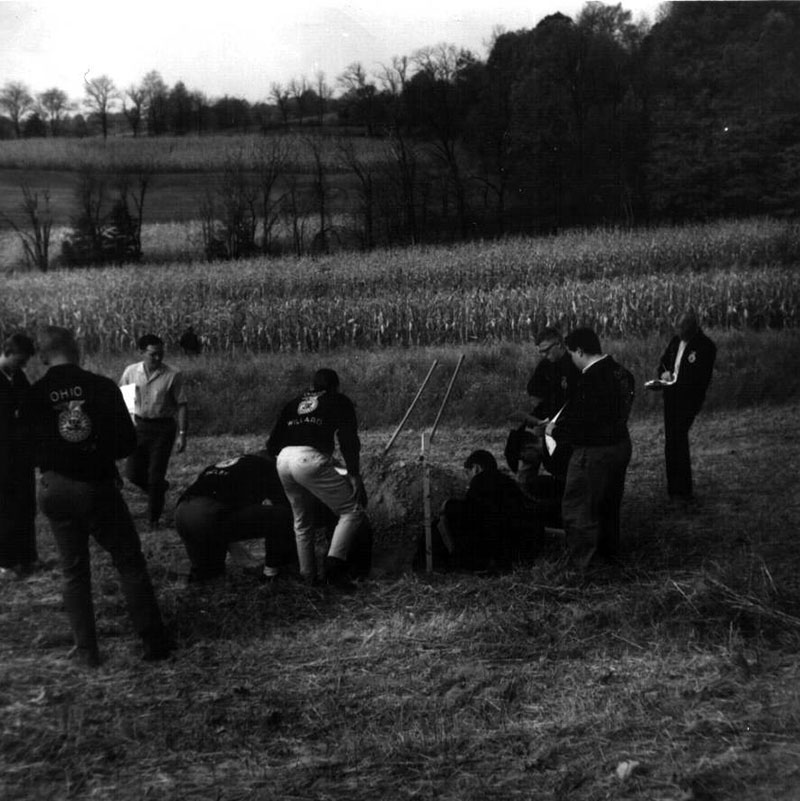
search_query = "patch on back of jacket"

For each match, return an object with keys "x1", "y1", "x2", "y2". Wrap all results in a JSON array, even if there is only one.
[{"x1": 57, "y1": 400, "x2": 93, "y2": 443}]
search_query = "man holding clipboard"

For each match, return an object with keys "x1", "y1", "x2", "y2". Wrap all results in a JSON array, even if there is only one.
[{"x1": 649, "y1": 309, "x2": 716, "y2": 501}]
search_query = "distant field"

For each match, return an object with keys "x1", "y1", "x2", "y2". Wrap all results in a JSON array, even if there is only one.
[
  {"x1": 0, "y1": 133, "x2": 388, "y2": 172},
  {"x1": 0, "y1": 168, "x2": 354, "y2": 229}
]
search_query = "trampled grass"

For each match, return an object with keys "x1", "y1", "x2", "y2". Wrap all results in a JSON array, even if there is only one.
[{"x1": 2, "y1": 406, "x2": 799, "y2": 800}]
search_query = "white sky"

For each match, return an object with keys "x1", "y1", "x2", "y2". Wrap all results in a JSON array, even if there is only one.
[{"x1": 0, "y1": 0, "x2": 665, "y2": 104}]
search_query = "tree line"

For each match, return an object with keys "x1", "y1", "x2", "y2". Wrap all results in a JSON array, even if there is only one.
[{"x1": 2, "y1": 1, "x2": 798, "y2": 242}]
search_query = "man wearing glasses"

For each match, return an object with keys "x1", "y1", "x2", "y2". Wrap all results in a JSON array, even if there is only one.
[{"x1": 511, "y1": 327, "x2": 580, "y2": 501}]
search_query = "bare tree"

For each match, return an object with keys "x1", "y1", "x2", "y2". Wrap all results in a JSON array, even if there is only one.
[
  {"x1": 1, "y1": 185, "x2": 53, "y2": 271},
  {"x1": 251, "y1": 137, "x2": 289, "y2": 254},
  {"x1": 84, "y1": 75, "x2": 118, "y2": 139},
  {"x1": 141, "y1": 71, "x2": 168, "y2": 136},
  {"x1": 0, "y1": 81, "x2": 34, "y2": 138},
  {"x1": 337, "y1": 137, "x2": 377, "y2": 250},
  {"x1": 270, "y1": 82, "x2": 291, "y2": 127},
  {"x1": 37, "y1": 88, "x2": 71, "y2": 136},
  {"x1": 376, "y1": 56, "x2": 410, "y2": 97},
  {"x1": 314, "y1": 71, "x2": 333, "y2": 126},
  {"x1": 288, "y1": 76, "x2": 309, "y2": 124},
  {"x1": 123, "y1": 84, "x2": 146, "y2": 137},
  {"x1": 304, "y1": 136, "x2": 332, "y2": 252}
]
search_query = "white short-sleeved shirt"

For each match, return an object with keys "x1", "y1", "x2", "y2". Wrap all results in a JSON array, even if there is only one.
[{"x1": 119, "y1": 362, "x2": 187, "y2": 419}]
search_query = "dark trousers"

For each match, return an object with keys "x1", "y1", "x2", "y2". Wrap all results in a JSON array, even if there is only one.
[
  {"x1": 561, "y1": 437, "x2": 632, "y2": 570},
  {"x1": 126, "y1": 417, "x2": 177, "y2": 524},
  {"x1": 175, "y1": 496, "x2": 295, "y2": 579},
  {"x1": 0, "y1": 460, "x2": 38, "y2": 568},
  {"x1": 664, "y1": 397, "x2": 696, "y2": 498},
  {"x1": 38, "y1": 471, "x2": 165, "y2": 660}
]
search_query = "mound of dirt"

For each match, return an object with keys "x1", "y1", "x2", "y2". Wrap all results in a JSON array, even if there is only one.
[{"x1": 361, "y1": 451, "x2": 464, "y2": 574}]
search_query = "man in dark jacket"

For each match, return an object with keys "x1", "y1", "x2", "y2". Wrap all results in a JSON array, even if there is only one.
[
  {"x1": 510, "y1": 327, "x2": 579, "y2": 504},
  {"x1": 0, "y1": 332, "x2": 38, "y2": 577},
  {"x1": 657, "y1": 309, "x2": 716, "y2": 501},
  {"x1": 424, "y1": 450, "x2": 538, "y2": 572},
  {"x1": 175, "y1": 451, "x2": 295, "y2": 582},
  {"x1": 23, "y1": 326, "x2": 170, "y2": 666},
  {"x1": 267, "y1": 368, "x2": 370, "y2": 587},
  {"x1": 548, "y1": 328, "x2": 634, "y2": 571}
]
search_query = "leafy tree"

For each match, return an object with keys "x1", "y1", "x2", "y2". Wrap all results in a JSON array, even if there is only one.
[
  {"x1": 0, "y1": 81, "x2": 34, "y2": 138},
  {"x1": 168, "y1": 81, "x2": 194, "y2": 135},
  {"x1": 23, "y1": 112, "x2": 47, "y2": 138},
  {"x1": 643, "y1": 1, "x2": 800, "y2": 220},
  {"x1": 123, "y1": 84, "x2": 146, "y2": 137},
  {"x1": 37, "y1": 88, "x2": 71, "y2": 136},
  {"x1": 142, "y1": 71, "x2": 169, "y2": 136},
  {"x1": 405, "y1": 43, "x2": 481, "y2": 239}
]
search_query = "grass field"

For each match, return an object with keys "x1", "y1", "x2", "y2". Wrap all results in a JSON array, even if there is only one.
[
  {"x1": 3, "y1": 194, "x2": 800, "y2": 798},
  {"x1": 2, "y1": 405, "x2": 799, "y2": 800}
]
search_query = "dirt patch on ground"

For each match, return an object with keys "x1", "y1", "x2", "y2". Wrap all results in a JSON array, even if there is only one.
[{"x1": 361, "y1": 451, "x2": 464, "y2": 575}]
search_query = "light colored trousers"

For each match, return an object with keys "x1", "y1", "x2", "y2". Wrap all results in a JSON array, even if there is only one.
[{"x1": 276, "y1": 446, "x2": 366, "y2": 578}]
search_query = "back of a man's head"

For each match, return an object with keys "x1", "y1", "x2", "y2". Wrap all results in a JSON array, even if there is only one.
[
  {"x1": 38, "y1": 326, "x2": 80, "y2": 365},
  {"x1": 565, "y1": 327, "x2": 602, "y2": 355},
  {"x1": 313, "y1": 368, "x2": 340, "y2": 393},
  {"x1": 2, "y1": 332, "x2": 36, "y2": 359},
  {"x1": 535, "y1": 326, "x2": 562, "y2": 346},
  {"x1": 464, "y1": 449, "x2": 497, "y2": 473}
]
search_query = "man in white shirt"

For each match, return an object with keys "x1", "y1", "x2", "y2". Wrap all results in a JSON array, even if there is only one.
[{"x1": 120, "y1": 334, "x2": 188, "y2": 529}]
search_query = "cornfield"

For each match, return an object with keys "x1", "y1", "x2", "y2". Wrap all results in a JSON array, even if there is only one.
[{"x1": 2, "y1": 219, "x2": 799, "y2": 354}]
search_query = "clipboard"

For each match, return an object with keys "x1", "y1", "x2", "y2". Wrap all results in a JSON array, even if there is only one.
[{"x1": 120, "y1": 383, "x2": 137, "y2": 417}]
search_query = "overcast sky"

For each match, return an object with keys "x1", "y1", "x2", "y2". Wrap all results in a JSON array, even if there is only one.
[{"x1": 1, "y1": 0, "x2": 665, "y2": 103}]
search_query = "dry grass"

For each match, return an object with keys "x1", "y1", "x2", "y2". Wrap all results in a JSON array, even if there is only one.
[{"x1": 2, "y1": 405, "x2": 800, "y2": 800}]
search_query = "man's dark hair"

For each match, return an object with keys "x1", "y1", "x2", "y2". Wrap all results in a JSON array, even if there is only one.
[
  {"x1": 464, "y1": 449, "x2": 497, "y2": 472},
  {"x1": 535, "y1": 326, "x2": 562, "y2": 345},
  {"x1": 565, "y1": 327, "x2": 602, "y2": 355},
  {"x1": 37, "y1": 326, "x2": 80, "y2": 363},
  {"x1": 313, "y1": 368, "x2": 340, "y2": 392},
  {"x1": 2, "y1": 332, "x2": 36, "y2": 358},
  {"x1": 137, "y1": 334, "x2": 164, "y2": 351}
]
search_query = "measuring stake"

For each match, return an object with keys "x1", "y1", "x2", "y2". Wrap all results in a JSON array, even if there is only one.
[{"x1": 421, "y1": 354, "x2": 465, "y2": 572}]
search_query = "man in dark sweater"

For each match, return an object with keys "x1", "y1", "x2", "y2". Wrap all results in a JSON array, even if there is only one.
[
  {"x1": 175, "y1": 451, "x2": 295, "y2": 582},
  {"x1": 657, "y1": 309, "x2": 716, "y2": 501},
  {"x1": 429, "y1": 449, "x2": 538, "y2": 572},
  {"x1": 267, "y1": 368, "x2": 369, "y2": 586},
  {"x1": 176, "y1": 450, "x2": 372, "y2": 583},
  {"x1": 548, "y1": 328, "x2": 634, "y2": 571},
  {"x1": 23, "y1": 326, "x2": 170, "y2": 666}
]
